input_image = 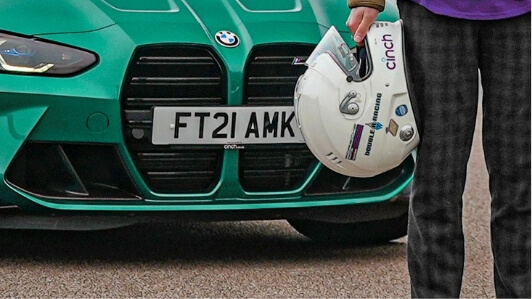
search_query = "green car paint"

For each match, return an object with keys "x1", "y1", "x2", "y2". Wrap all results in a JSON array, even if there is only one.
[{"x1": 0, "y1": 0, "x2": 410, "y2": 217}]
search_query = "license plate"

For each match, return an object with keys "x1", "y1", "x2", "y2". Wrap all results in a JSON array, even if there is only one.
[{"x1": 152, "y1": 106, "x2": 305, "y2": 145}]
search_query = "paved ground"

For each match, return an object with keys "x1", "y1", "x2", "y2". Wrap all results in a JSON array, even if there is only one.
[{"x1": 0, "y1": 109, "x2": 496, "y2": 298}]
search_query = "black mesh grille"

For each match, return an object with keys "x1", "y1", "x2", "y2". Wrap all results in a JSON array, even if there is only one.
[
  {"x1": 240, "y1": 45, "x2": 318, "y2": 192},
  {"x1": 121, "y1": 46, "x2": 225, "y2": 193},
  {"x1": 239, "y1": 144, "x2": 317, "y2": 192}
]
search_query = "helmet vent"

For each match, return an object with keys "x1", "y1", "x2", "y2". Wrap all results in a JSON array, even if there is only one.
[{"x1": 326, "y1": 153, "x2": 342, "y2": 164}]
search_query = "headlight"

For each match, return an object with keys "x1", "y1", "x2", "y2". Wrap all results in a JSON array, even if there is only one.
[{"x1": 0, "y1": 32, "x2": 97, "y2": 76}]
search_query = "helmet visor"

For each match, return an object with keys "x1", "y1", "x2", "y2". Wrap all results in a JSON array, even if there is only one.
[{"x1": 306, "y1": 26, "x2": 363, "y2": 79}]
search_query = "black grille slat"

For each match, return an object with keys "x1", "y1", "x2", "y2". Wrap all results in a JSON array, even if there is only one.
[
  {"x1": 147, "y1": 171, "x2": 216, "y2": 179},
  {"x1": 242, "y1": 169, "x2": 308, "y2": 178},
  {"x1": 125, "y1": 97, "x2": 223, "y2": 109},
  {"x1": 131, "y1": 76, "x2": 221, "y2": 85},
  {"x1": 246, "y1": 96, "x2": 294, "y2": 106},
  {"x1": 121, "y1": 46, "x2": 225, "y2": 193},
  {"x1": 248, "y1": 76, "x2": 300, "y2": 82},
  {"x1": 125, "y1": 84, "x2": 222, "y2": 100},
  {"x1": 136, "y1": 152, "x2": 219, "y2": 171},
  {"x1": 138, "y1": 55, "x2": 215, "y2": 64}
]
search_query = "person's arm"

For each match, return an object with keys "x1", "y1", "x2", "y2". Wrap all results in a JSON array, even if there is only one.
[{"x1": 346, "y1": 0, "x2": 385, "y2": 46}]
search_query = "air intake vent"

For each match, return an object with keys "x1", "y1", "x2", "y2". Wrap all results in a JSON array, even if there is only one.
[
  {"x1": 121, "y1": 46, "x2": 225, "y2": 193},
  {"x1": 240, "y1": 45, "x2": 317, "y2": 191},
  {"x1": 5, "y1": 143, "x2": 140, "y2": 200},
  {"x1": 305, "y1": 156, "x2": 415, "y2": 196}
]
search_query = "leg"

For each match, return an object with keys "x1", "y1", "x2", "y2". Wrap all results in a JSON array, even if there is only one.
[
  {"x1": 479, "y1": 13, "x2": 531, "y2": 298},
  {"x1": 397, "y1": 1, "x2": 480, "y2": 297}
]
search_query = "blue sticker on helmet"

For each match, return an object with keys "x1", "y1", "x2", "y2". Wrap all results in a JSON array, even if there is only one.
[{"x1": 395, "y1": 105, "x2": 408, "y2": 117}]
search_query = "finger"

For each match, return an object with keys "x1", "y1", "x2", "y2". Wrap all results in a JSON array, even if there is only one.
[
  {"x1": 354, "y1": 13, "x2": 374, "y2": 43},
  {"x1": 355, "y1": 10, "x2": 379, "y2": 47},
  {"x1": 346, "y1": 9, "x2": 363, "y2": 35}
]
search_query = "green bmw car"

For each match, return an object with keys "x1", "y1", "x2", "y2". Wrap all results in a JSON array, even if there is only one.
[{"x1": 0, "y1": 0, "x2": 413, "y2": 244}]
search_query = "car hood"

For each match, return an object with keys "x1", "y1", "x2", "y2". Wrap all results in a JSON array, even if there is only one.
[{"x1": 0, "y1": 0, "x2": 397, "y2": 38}]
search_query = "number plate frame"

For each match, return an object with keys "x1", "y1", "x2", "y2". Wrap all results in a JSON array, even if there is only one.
[{"x1": 151, "y1": 106, "x2": 305, "y2": 145}]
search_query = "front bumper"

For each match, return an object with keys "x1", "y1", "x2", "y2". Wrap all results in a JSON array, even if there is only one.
[
  {"x1": 0, "y1": 187, "x2": 409, "y2": 230},
  {"x1": 2, "y1": 139, "x2": 414, "y2": 212},
  {"x1": 0, "y1": 27, "x2": 414, "y2": 214}
]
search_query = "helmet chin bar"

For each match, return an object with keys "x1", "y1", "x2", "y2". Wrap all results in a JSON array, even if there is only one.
[{"x1": 294, "y1": 21, "x2": 419, "y2": 178}]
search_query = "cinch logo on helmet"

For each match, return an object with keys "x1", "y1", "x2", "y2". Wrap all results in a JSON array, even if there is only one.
[
  {"x1": 215, "y1": 31, "x2": 240, "y2": 48},
  {"x1": 381, "y1": 34, "x2": 396, "y2": 70}
]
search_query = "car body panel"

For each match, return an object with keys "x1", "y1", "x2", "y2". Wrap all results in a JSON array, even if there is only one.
[
  {"x1": 0, "y1": 0, "x2": 411, "y2": 220},
  {"x1": 0, "y1": 1, "x2": 115, "y2": 35}
]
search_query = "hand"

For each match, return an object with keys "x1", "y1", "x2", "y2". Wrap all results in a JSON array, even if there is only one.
[{"x1": 346, "y1": 7, "x2": 379, "y2": 46}]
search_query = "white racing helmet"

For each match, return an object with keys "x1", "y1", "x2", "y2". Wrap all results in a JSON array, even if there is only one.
[{"x1": 294, "y1": 20, "x2": 419, "y2": 177}]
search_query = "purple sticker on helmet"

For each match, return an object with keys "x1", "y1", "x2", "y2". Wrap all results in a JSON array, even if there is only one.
[{"x1": 346, "y1": 124, "x2": 364, "y2": 161}]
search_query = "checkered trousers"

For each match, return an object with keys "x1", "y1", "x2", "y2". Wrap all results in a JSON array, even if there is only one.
[{"x1": 397, "y1": 1, "x2": 531, "y2": 298}]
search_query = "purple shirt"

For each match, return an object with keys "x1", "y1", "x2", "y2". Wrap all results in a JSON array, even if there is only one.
[{"x1": 409, "y1": 0, "x2": 531, "y2": 20}]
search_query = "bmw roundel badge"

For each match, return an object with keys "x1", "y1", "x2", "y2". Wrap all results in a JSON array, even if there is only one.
[{"x1": 215, "y1": 31, "x2": 240, "y2": 48}]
